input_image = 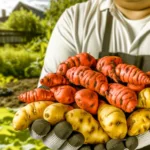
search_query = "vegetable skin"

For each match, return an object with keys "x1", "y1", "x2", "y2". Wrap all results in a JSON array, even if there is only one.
[
  {"x1": 98, "y1": 101, "x2": 127, "y2": 139},
  {"x1": 18, "y1": 88, "x2": 55, "y2": 103},
  {"x1": 65, "y1": 109, "x2": 110, "y2": 144},
  {"x1": 127, "y1": 108, "x2": 150, "y2": 136},
  {"x1": 40, "y1": 73, "x2": 70, "y2": 87},
  {"x1": 57, "y1": 52, "x2": 97, "y2": 75},
  {"x1": 127, "y1": 83, "x2": 145, "y2": 92},
  {"x1": 66, "y1": 66, "x2": 109, "y2": 96},
  {"x1": 96, "y1": 56, "x2": 123, "y2": 82},
  {"x1": 106, "y1": 83, "x2": 137, "y2": 113},
  {"x1": 43, "y1": 103, "x2": 73, "y2": 125},
  {"x1": 12, "y1": 101, "x2": 53, "y2": 130},
  {"x1": 137, "y1": 88, "x2": 150, "y2": 108},
  {"x1": 75, "y1": 88, "x2": 99, "y2": 115},
  {"x1": 52, "y1": 85, "x2": 77, "y2": 104},
  {"x1": 115, "y1": 64, "x2": 150, "y2": 85}
]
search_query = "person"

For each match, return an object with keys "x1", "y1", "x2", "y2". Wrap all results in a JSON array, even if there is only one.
[{"x1": 35, "y1": 0, "x2": 150, "y2": 149}]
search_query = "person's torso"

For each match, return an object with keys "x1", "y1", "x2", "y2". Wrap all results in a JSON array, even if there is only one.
[{"x1": 64, "y1": 0, "x2": 150, "y2": 71}]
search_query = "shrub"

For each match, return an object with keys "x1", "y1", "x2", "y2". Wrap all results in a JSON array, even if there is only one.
[
  {"x1": 4, "y1": 8, "x2": 44, "y2": 34},
  {"x1": 0, "y1": 45, "x2": 41, "y2": 78}
]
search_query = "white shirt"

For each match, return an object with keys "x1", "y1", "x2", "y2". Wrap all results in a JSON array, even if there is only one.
[
  {"x1": 39, "y1": 0, "x2": 150, "y2": 79},
  {"x1": 118, "y1": 10, "x2": 150, "y2": 42}
]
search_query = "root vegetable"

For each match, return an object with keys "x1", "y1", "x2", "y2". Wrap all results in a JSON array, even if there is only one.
[
  {"x1": 106, "y1": 83, "x2": 137, "y2": 113},
  {"x1": 127, "y1": 83, "x2": 145, "y2": 92},
  {"x1": 12, "y1": 101, "x2": 53, "y2": 130},
  {"x1": 115, "y1": 63, "x2": 150, "y2": 85},
  {"x1": 74, "y1": 89, "x2": 99, "y2": 115},
  {"x1": 52, "y1": 85, "x2": 77, "y2": 104},
  {"x1": 146, "y1": 71, "x2": 150, "y2": 77},
  {"x1": 65, "y1": 109, "x2": 110, "y2": 144},
  {"x1": 43, "y1": 103, "x2": 73, "y2": 125},
  {"x1": 57, "y1": 52, "x2": 97, "y2": 75},
  {"x1": 145, "y1": 71, "x2": 150, "y2": 87},
  {"x1": 127, "y1": 108, "x2": 150, "y2": 136},
  {"x1": 66, "y1": 66, "x2": 109, "y2": 96},
  {"x1": 18, "y1": 88, "x2": 55, "y2": 103},
  {"x1": 40, "y1": 73, "x2": 70, "y2": 87},
  {"x1": 66, "y1": 66, "x2": 90, "y2": 85},
  {"x1": 96, "y1": 56, "x2": 123, "y2": 82},
  {"x1": 137, "y1": 88, "x2": 150, "y2": 108},
  {"x1": 98, "y1": 101, "x2": 127, "y2": 139}
]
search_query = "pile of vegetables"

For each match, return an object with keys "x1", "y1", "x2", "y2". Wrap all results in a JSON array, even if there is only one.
[{"x1": 12, "y1": 53, "x2": 150, "y2": 150}]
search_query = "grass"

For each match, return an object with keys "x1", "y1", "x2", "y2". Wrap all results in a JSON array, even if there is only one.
[
  {"x1": 0, "y1": 107, "x2": 50, "y2": 150},
  {"x1": 0, "y1": 44, "x2": 41, "y2": 78}
]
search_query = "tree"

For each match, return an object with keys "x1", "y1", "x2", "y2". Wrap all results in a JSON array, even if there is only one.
[{"x1": 5, "y1": 8, "x2": 44, "y2": 33}]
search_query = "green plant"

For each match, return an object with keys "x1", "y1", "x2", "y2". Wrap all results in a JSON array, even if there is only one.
[
  {"x1": 4, "y1": 8, "x2": 44, "y2": 34},
  {"x1": 24, "y1": 58, "x2": 43, "y2": 78},
  {"x1": 0, "y1": 107, "x2": 49, "y2": 150},
  {"x1": 0, "y1": 0, "x2": 88, "y2": 80},
  {"x1": 24, "y1": 37, "x2": 48, "y2": 74},
  {"x1": 0, "y1": 74, "x2": 18, "y2": 88},
  {"x1": 0, "y1": 45, "x2": 41, "y2": 78}
]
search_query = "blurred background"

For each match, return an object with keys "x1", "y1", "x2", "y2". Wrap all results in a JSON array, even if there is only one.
[{"x1": 0, "y1": 0, "x2": 87, "y2": 149}]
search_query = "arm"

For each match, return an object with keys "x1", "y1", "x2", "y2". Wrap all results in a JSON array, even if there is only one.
[{"x1": 38, "y1": 8, "x2": 77, "y2": 86}]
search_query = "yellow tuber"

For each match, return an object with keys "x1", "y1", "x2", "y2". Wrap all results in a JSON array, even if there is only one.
[
  {"x1": 12, "y1": 101, "x2": 53, "y2": 130},
  {"x1": 127, "y1": 108, "x2": 150, "y2": 136},
  {"x1": 65, "y1": 108, "x2": 110, "y2": 144},
  {"x1": 137, "y1": 88, "x2": 150, "y2": 108},
  {"x1": 97, "y1": 101, "x2": 127, "y2": 139},
  {"x1": 43, "y1": 103, "x2": 73, "y2": 125}
]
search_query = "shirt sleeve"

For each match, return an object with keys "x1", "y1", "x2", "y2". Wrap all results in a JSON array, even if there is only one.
[
  {"x1": 38, "y1": 8, "x2": 77, "y2": 87},
  {"x1": 37, "y1": 0, "x2": 102, "y2": 87}
]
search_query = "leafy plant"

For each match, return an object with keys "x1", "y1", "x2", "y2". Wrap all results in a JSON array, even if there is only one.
[
  {"x1": 0, "y1": 45, "x2": 41, "y2": 78},
  {"x1": 0, "y1": 74, "x2": 18, "y2": 88},
  {"x1": 4, "y1": 8, "x2": 44, "y2": 34},
  {"x1": 0, "y1": 107, "x2": 49, "y2": 150}
]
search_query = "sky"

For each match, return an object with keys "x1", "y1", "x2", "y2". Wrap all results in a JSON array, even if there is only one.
[{"x1": 0, "y1": 0, "x2": 50, "y2": 17}]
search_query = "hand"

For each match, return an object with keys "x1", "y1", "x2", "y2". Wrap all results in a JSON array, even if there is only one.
[
  {"x1": 29, "y1": 119, "x2": 150, "y2": 150},
  {"x1": 29, "y1": 119, "x2": 85, "y2": 150},
  {"x1": 135, "y1": 131, "x2": 150, "y2": 150},
  {"x1": 106, "y1": 132, "x2": 150, "y2": 150}
]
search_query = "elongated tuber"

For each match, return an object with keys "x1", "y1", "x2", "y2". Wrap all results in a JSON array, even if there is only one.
[
  {"x1": 115, "y1": 64, "x2": 150, "y2": 85},
  {"x1": 106, "y1": 83, "x2": 137, "y2": 113},
  {"x1": 57, "y1": 52, "x2": 97, "y2": 75},
  {"x1": 66, "y1": 66, "x2": 108, "y2": 96},
  {"x1": 12, "y1": 101, "x2": 53, "y2": 130},
  {"x1": 18, "y1": 88, "x2": 55, "y2": 103},
  {"x1": 40, "y1": 73, "x2": 70, "y2": 87},
  {"x1": 96, "y1": 56, "x2": 123, "y2": 82}
]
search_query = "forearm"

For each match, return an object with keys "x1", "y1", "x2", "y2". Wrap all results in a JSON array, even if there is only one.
[{"x1": 38, "y1": 9, "x2": 77, "y2": 87}]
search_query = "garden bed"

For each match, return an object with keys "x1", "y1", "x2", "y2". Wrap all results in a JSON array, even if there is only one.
[{"x1": 0, "y1": 78, "x2": 39, "y2": 108}]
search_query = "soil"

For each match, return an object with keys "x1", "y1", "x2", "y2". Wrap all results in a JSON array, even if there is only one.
[{"x1": 0, "y1": 78, "x2": 39, "y2": 108}]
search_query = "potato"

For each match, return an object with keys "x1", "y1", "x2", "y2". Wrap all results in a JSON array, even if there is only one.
[
  {"x1": 12, "y1": 101, "x2": 53, "y2": 130},
  {"x1": 127, "y1": 108, "x2": 150, "y2": 136},
  {"x1": 43, "y1": 103, "x2": 73, "y2": 125},
  {"x1": 97, "y1": 101, "x2": 127, "y2": 139},
  {"x1": 65, "y1": 108, "x2": 110, "y2": 144},
  {"x1": 137, "y1": 88, "x2": 150, "y2": 108}
]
